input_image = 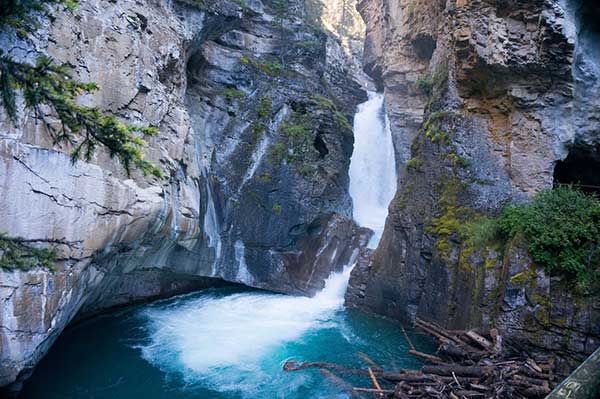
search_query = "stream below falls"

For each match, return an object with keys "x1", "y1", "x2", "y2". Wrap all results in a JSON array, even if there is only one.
[
  {"x1": 20, "y1": 267, "x2": 434, "y2": 399},
  {"x1": 19, "y1": 92, "x2": 414, "y2": 399}
]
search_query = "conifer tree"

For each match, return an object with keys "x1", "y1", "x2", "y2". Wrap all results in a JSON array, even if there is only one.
[
  {"x1": 0, "y1": 0, "x2": 163, "y2": 178},
  {"x1": 0, "y1": 53, "x2": 163, "y2": 177}
]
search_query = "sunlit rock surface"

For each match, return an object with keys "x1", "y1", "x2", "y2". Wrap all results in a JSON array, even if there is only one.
[
  {"x1": 346, "y1": 0, "x2": 600, "y2": 376},
  {"x1": 0, "y1": 0, "x2": 368, "y2": 387}
]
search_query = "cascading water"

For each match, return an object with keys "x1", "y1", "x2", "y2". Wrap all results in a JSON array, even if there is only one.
[
  {"x1": 349, "y1": 92, "x2": 398, "y2": 248},
  {"x1": 21, "y1": 92, "x2": 430, "y2": 399},
  {"x1": 138, "y1": 266, "x2": 354, "y2": 396}
]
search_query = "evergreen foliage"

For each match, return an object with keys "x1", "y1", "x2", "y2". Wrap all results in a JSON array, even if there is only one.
[
  {"x1": 0, "y1": 233, "x2": 57, "y2": 271},
  {"x1": 0, "y1": 53, "x2": 163, "y2": 177},
  {"x1": 1, "y1": 0, "x2": 77, "y2": 36}
]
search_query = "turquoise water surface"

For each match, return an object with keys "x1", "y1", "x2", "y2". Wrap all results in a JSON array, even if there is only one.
[{"x1": 20, "y1": 271, "x2": 434, "y2": 399}]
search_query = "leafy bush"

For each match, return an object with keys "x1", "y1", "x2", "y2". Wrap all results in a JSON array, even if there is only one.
[
  {"x1": 297, "y1": 164, "x2": 315, "y2": 176},
  {"x1": 257, "y1": 96, "x2": 272, "y2": 119},
  {"x1": 280, "y1": 113, "x2": 312, "y2": 143},
  {"x1": 499, "y1": 187, "x2": 600, "y2": 289},
  {"x1": 406, "y1": 157, "x2": 423, "y2": 171},
  {"x1": 270, "y1": 142, "x2": 286, "y2": 163},
  {"x1": 415, "y1": 62, "x2": 448, "y2": 109},
  {"x1": 240, "y1": 56, "x2": 282, "y2": 77},
  {"x1": 222, "y1": 88, "x2": 245, "y2": 102},
  {"x1": 424, "y1": 111, "x2": 449, "y2": 144},
  {"x1": 415, "y1": 75, "x2": 433, "y2": 97},
  {"x1": 334, "y1": 111, "x2": 353, "y2": 132},
  {"x1": 461, "y1": 187, "x2": 600, "y2": 290},
  {"x1": 459, "y1": 216, "x2": 501, "y2": 249},
  {"x1": 312, "y1": 94, "x2": 336, "y2": 111},
  {"x1": 251, "y1": 123, "x2": 264, "y2": 141}
]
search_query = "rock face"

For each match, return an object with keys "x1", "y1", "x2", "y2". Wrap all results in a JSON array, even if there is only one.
[
  {"x1": 347, "y1": 0, "x2": 600, "y2": 375},
  {"x1": 0, "y1": 0, "x2": 368, "y2": 388}
]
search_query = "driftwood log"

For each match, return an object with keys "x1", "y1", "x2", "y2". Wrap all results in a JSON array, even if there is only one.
[{"x1": 283, "y1": 319, "x2": 559, "y2": 399}]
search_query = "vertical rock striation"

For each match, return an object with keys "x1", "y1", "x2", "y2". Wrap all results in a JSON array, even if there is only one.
[
  {"x1": 347, "y1": 0, "x2": 600, "y2": 375},
  {"x1": 0, "y1": 0, "x2": 368, "y2": 388}
]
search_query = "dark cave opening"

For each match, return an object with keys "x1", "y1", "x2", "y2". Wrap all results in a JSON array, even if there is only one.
[
  {"x1": 314, "y1": 133, "x2": 329, "y2": 158},
  {"x1": 411, "y1": 34, "x2": 436, "y2": 60},
  {"x1": 578, "y1": 0, "x2": 600, "y2": 35},
  {"x1": 553, "y1": 146, "x2": 600, "y2": 195}
]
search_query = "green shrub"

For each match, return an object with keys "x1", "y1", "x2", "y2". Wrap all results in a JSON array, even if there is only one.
[
  {"x1": 270, "y1": 142, "x2": 286, "y2": 162},
  {"x1": 280, "y1": 112, "x2": 313, "y2": 143},
  {"x1": 239, "y1": 56, "x2": 282, "y2": 77},
  {"x1": 334, "y1": 111, "x2": 353, "y2": 132},
  {"x1": 0, "y1": 233, "x2": 57, "y2": 271},
  {"x1": 297, "y1": 164, "x2": 315, "y2": 176},
  {"x1": 222, "y1": 88, "x2": 245, "y2": 102},
  {"x1": 272, "y1": 204, "x2": 282, "y2": 215},
  {"x1": 446, "y1": 153, "x2": 469, "y2": 168},
  {"x1": 459, "y1": 216, "x2": 501, "y2": 249},
  {"x1": 255, "y1": 172, "x2": 271, "y2": 183},
  {"x1": 313, "y1": 94, "x2": 336, "y2": 111},
  {"x1": 257, "y1": 96, "x2": 272, "y2": 119},
  {"x1": 251, "y1": 123, "x2": 264, "y2": 141},
  {"x1": 1, "y1": 0, "x2": 78, "y2": 36},
  {"x1": 499, "y1": 187, "x2": 600, "y2": 289},
  {"x1": 415, "y1": 62, "x2": 448, "y2": 106},
  {"x1": 406, "y1": 157, "x2": 423, "y2": 171},
  {"x1": 424, "y1": 111, "x2": 449, "y2": 144},
  {"x1": 415, "y1": 75, "x2": 433, "y2": 97},
  {"x1": 461, "y1": 187, "x2": 600, "y2": 290}
]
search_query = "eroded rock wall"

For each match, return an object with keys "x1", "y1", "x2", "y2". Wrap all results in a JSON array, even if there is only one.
[
  {"x1": 347, "y1": 0, "x2": 600, "y2": 375},
  {"x1": 0, "y1": 0, "x2": 368, "y2": 387}
]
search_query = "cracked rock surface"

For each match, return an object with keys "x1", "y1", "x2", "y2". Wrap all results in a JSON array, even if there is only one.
[
  {"x1": 346, "y1": 0, "x2": 600, "y2": 376},
  {"x1": 0, "y1": 0, "x2": 368, "y2": 387}
]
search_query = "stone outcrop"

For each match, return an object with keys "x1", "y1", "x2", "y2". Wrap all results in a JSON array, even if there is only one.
[
  {"x1": 347, "y1": 0, "x2": 600, "y2": 376},
  {"x1": 0, "y1": 0, "x2": 368, "y2": 388}
]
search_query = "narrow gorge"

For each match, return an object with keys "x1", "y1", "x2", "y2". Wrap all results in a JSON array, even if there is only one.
[{"x1": 0, "y1": 0, "x2": 599, "y2": 398}]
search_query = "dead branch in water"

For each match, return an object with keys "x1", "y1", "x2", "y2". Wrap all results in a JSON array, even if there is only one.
[{"x1": 283, "y1": 320, "x2": 558, "y2": 398}]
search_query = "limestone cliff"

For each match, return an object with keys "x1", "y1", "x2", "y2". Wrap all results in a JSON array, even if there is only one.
[
  {"x1": 347, "y1": 0, "x2": 600, "y2": 375},
  {"x1": 0, "y1": 0, "x2": 368, "y2": 388}
]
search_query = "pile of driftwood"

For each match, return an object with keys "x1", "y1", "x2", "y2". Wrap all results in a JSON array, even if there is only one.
[{"x1": 283, "y1": 318, "x2": 556, "y2": 399}]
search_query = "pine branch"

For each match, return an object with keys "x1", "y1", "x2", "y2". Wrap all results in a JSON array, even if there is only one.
[
  {"x1": 0, "y1": 232, "x2": 57, "y2": 271},
  {"x1": 0, "y1": 53, "x2": 164, "y2": 178},
  {"x1": 1, "y1": 0, "x2": 78, "y2": 37}
]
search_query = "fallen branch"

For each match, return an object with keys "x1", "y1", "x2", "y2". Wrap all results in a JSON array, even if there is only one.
[
  {"x1": 284, "y1": 318, "x2": 558, "y2": 399},
  {"x1": 402, "y1": 326, "x2": 444, "y2": 364},
  {"x1": 352, "y1": 387, "x2": 395, "y2": 394}
]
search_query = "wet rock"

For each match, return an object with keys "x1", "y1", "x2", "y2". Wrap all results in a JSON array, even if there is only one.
[
  {"x1": 0, "y1": 0, "x2": 367, "y2": 388},
  {"x1": 347, "y1": 0, "x2": 600, "y2": 377}
]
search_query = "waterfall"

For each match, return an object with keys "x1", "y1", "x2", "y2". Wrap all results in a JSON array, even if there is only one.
[
  {"x1": 135, "y1": 92, "x2": 398, "y2": 397},
  {"x1": 139, "y1": 265, "x2": 354, "y2": 395},
  {"x1": 349, "y1": 92, "x2": 398, "y2": 248}
]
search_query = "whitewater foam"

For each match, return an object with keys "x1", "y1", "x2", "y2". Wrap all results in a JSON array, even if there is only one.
[
  {"x1": 139, "y1": 266, "x2": 354, "y2": 396},
  {"x1": 349, "y1": 92, "x2": 398, "y2": 248}
]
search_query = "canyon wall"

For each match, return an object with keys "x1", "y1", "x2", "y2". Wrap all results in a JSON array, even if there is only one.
[
  {"x1": 347, "y1": 0, "x2": 600, "y2": 375},
  {"x1": 0, "y1": 0, "x2": 368, "y2": 388}
]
